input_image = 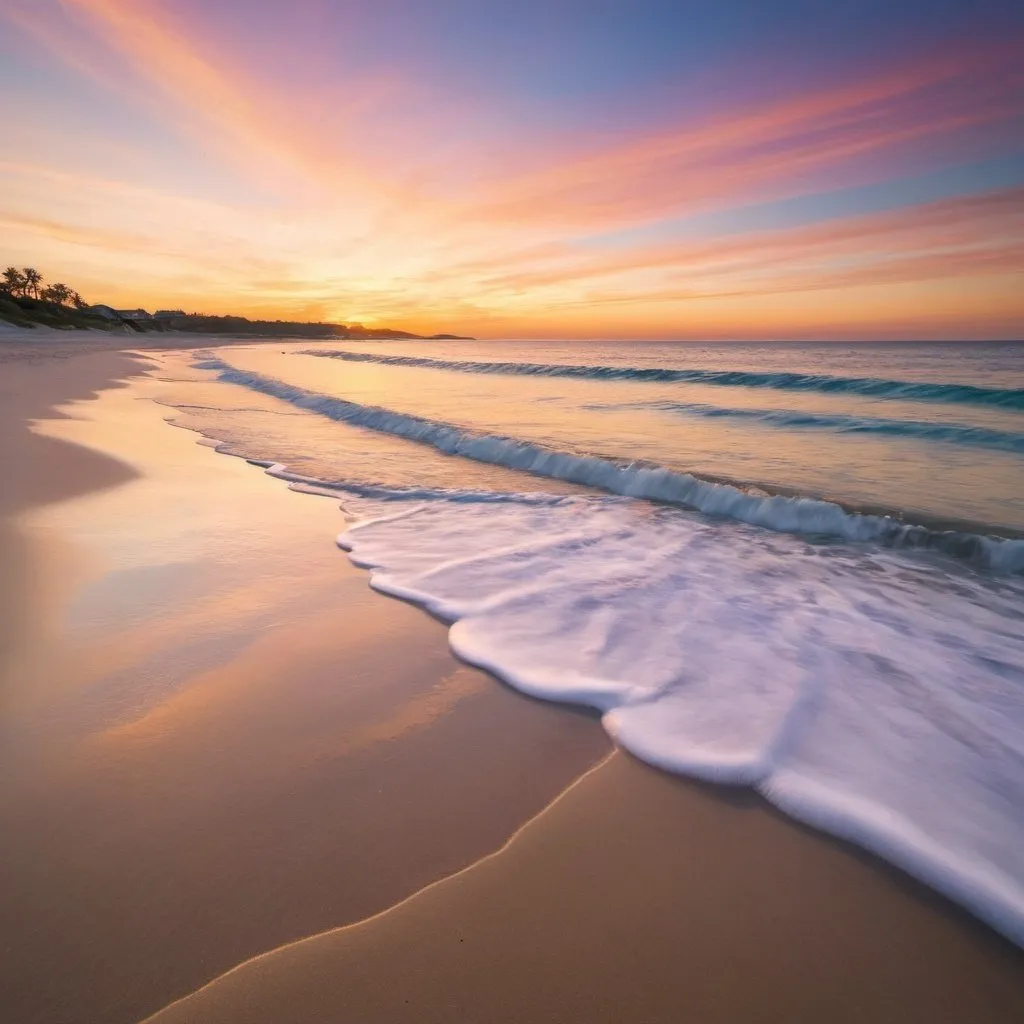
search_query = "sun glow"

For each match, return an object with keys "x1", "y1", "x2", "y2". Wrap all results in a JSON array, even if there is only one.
[{"x1": 1, "y1": 0, "x2": 1021, "y2": 338}]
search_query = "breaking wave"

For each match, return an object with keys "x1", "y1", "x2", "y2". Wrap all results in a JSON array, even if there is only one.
[
  {"x1": 199, "y1": 357, "x2": 1024, "y2": 573},
  {"x1": 181, "y1": 350, "x2": 1024, "y2": 945}
]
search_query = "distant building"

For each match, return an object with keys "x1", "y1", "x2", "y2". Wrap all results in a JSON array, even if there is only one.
[
  {"x1": 87, "y1": 304, "x2": 120, "y2": 320},
  {"x1": 116, "y1": 309, "x2": 153, "y2": 321},
  {"x1": 154, "y1": 309, "x2": 185, "y2": 319}
]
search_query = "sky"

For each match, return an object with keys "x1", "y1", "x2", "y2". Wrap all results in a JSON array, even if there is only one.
[{"x1": 1, "y1": 0, "x2": 1022, "y2": 339}]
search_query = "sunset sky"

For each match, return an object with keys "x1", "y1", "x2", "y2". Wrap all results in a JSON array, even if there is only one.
[{"x1": 1, "y1": 0, "x2": 1022, "y2": 339}]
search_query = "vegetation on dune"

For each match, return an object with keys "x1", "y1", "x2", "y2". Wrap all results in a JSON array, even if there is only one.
[
  {"x1": 162, "y1": 313, "x2": 351, "y2": 338},
  {"x1": 162, "y1": 313, "x2": 467, "y2": 339},
  {"x1": 0, "y1": 264, "x2": 474, "y2": 339},
  {"x1": 1, "y1": 266, "x2": 113, "y2": 331},
  {"x1": 3, "y1": 266, "x2": 85, "y2": 307}
]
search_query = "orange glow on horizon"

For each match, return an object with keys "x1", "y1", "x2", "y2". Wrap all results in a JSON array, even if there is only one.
[{"x1": 1, "y1": 0, "x2": 1022, "y2": 339}]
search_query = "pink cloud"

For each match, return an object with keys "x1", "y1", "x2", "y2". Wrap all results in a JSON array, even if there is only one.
[{"x1": 455, "y1": 42, "x2": 1024, "y2": 232}]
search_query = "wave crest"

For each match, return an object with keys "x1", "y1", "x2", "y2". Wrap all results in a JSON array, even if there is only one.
[
  {"x1": 199, "y1": 357, "x2": 1024, "y2": 573},
  {"x1": 303, "y1": 349, "x2": 1024, "y2": 410},
  {"x1": 586, "y1": 399, "x2": 1024, "y2": 452}
]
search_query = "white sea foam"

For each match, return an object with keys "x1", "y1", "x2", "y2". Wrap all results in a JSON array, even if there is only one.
[
  {"x1": 183, "y1": 352, "x2": 1024, "y2": 943},
  {"x1": 336, "y1": 494, "x2": 1024, "y2": 945}
]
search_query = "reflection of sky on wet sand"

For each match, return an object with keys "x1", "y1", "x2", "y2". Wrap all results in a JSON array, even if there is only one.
[
  {"x1": 15, "y1": 370, "x2": 485, "y2": 770},
  {"x1": 0, "y1": 362, "x2": 610, "y2": 1024}
]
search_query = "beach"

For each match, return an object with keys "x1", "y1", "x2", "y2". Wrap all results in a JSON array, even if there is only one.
[{"x1": 1, "y1": 337, "x2": 1023, "y2": 1024}]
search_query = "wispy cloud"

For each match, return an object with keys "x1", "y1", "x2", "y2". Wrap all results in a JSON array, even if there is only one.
[
  {"x1": 1, "y1": 0, "x2": 1021, "y2": 336},
  {"x1": 468, "y1": 187, "x2": 1024, "y2": 292},
  {"x1": 9, "y1": 0, "x2": 416, "y2": 200},
  {"x1": 456, "y1": 44, "x2": 1024, "y2": 232}
]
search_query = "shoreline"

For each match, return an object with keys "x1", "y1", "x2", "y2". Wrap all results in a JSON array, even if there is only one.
[
  {"x1": 0, "y1": 324, "x2": 304, "y2": 360},
  {"x1": 148, "y1": 749, "x2": 1024, "y2": 1024},
  {"x1": 0, "y1": 324, "x2": 468, "y2": 358},
  {"x1": 1, "y1": 346, "x2": 1022, "y2": 1023},
  {"x1": 0, "y1": 348, "x2": 609, "y2": 1024},
  {"x1": 154, "y1": 353, "x2": 1024, "y2": 948}
]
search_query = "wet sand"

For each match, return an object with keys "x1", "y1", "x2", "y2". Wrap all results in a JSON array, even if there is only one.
[
  {"x1": 0, "y1": 347, "x2": 142, "y2": 690},
  {"x1": 0, "y1": 348, "x2": 608, "y2": 1024},
  {"x1": 148, "y1": 751, "x2": 1024, "y2": 1024},
  {"x1": 1, "y1": 345, "x2": 1022, "y2": 1024}
]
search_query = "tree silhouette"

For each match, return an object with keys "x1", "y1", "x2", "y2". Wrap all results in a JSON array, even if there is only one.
[
  {"x1": 1, "y1": 268, "x2": 94, "y2": 313},
  {"x1": 2, "y1": 266, "x2": 25, "y2": 296},
  {"x1": 43, "y1": 282, "x2": 72, "y2": 306},
  {"x1": 22, "y1": 267, "x2": 42, "y2": 299}
]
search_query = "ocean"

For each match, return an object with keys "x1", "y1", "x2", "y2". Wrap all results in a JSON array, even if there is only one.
[{"x1": 158, "y1": 339, "x2": 1024, "y2": 944}]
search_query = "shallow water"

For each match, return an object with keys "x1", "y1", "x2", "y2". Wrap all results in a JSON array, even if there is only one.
[
  {"x1": 213, "y1": 340, "x2": 1024, "y2": 533},
  {"x1": 153, "y1": 340, "x2": 1024, "y2": 945}
]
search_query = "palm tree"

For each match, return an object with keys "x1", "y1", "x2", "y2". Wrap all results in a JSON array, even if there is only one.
[
  {"x1": 2, "y1": 266, "x2": 25, "y2": 296},
  {"x1": 44, "y1": 282, "x2": 72, "y2": 306},
  {"x1": 22, "y1": 267, "x2": 42, "y2": 299}
]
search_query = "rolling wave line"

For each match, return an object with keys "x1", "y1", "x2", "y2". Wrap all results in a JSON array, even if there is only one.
[{"x1": 302, "y1": 350, "x2": 1024, "y2": 410}]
